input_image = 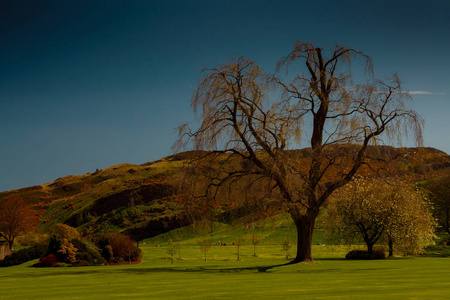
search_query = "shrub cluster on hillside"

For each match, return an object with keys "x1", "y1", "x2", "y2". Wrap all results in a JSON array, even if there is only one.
[
  {"x1": 35, "y1": 226, "x2": 141, "y2": 267},
  {"x1": 1, "y1": 223, "x2": 142, "y2": 267},
  {"x1": 34, "y1": 235, "x2": 108, "y2": 267}
]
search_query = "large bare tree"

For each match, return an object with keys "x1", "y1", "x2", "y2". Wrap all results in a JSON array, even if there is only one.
[{"x1": 175, "y1": 42, "x2": 423, "y2": 263}]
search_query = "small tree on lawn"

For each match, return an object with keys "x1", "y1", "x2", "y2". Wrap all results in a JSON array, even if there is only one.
[
  {"x1": 197, "y1": 236, "x2": 212, "y2": 262},
  {"x1": 176, "y1": 240, "x2": 183, "y2": 260},
  {"x1": 195, "y1": 220, "x2": 212, "y2": 261},
  {"x1": 281, "y1": 238, "x2": 292, "y2": 260},
  {"x1": 166, "y1": 238, "x2": 177, "y2": 264},
  {"x1": 385, "y1": 185, "x2": 437, "y2": 255},
  {"x1": 251, "y1": 231, "x2": 260, "y2": 257},
  {"x1": 325, "y1": 178, "x2": 436, "y2": 255},
  {"x1": 172, "y1": 229, "x2": 185, "y2": 260},
  {"x1": 235, "y1": 234, "x2": 245, "y2": 261}
]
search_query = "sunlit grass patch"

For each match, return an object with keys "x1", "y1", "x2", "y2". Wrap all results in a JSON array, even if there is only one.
[{"x1": 1, "y1": 244, "x2": 449, "y2": 299}]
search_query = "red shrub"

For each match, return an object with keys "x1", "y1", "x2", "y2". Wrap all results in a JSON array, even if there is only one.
[{"x1": 40, "y1": 254, "x2": 59, "y2": 267}]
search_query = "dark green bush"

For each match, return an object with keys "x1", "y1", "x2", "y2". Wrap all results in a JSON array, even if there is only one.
[
  {"x1": 46, "y1": 235, "x2": 64, "y2": 261},
  {"x1": 71, "y1": 238, "x2": 106, "y2": 266},
  {"x1": 0, "y1": 244, "x2": 48, "y2": 267},
  {"x1": 345, "y1": 249, "x2": 386, "y2": 260},
  {"x1": 75, "y1": 260, "x2": 91, "y2": 267},
  {"x1": 129, "y1": 247, "x2": 142, "y2": 262},
  {"x1": 101, "y1": 245, "x2": 113, "y2": 262},
  {"x1": 422, "y1": 244, "x2": 450, "y2": 257},
  {"x1": 54, "y1": 262, "x2": 71, "y2": 267}
]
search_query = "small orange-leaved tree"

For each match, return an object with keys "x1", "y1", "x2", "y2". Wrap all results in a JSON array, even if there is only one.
[{"x1": 0, "y1": 195, "x2": 41, "y2": 249}]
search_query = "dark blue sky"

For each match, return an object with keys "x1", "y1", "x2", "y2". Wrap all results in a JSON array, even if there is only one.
[{"x1": 1, "y1": 0, "x2": 449, "y2": 191}]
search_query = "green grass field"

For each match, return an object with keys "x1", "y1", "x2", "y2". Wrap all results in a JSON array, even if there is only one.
[{"x1": 1, "y1": 244, "x2": 449, "y2": 299}]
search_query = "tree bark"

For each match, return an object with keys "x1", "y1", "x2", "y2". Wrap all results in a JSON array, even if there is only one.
[
  {"x1": 446, "y1": 208, "x2": 450, "y2": 235},
  {"x1": 8, "y1": 237, "x2": 14, "y2": 250},
  {"x1": 388, "y1": 238, "x2": 393, "y2": 257},
  {"x1": 291, "y1": 210, "x2": 318, "y2": 263}
]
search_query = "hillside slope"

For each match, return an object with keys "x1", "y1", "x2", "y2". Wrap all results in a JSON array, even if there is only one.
[{"x1": 1, "y1": 147, "x2": 449, "y2": 241}]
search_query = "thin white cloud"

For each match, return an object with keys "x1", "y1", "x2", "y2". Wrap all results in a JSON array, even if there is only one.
[{"x1": 408, "y1": 91, "x2": 446, "y2": 95}]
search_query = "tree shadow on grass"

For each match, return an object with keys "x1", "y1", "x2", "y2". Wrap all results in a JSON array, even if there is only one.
[
  {"x1": 117, "y1": 263, "x2": 397, "y2": 275},
  {"x1": 1, "y1": 269, "x2": 107, "y2": 279},
  {"x1": 116, "y1": 262, "x2": 294, "y2": 275},
  {"x1": 5, "y1": 257, "x2": 404, "y2": 279},
  {"x1": 4, "y1": 260, "x2": 399, "y2": 280},
  {"x1": 3, "y1": 263, "x2": 291, "y2": 279}
]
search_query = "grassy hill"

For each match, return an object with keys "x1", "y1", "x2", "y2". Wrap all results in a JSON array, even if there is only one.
[
  {"x1": 1, "y1": 147, "x2": 449, "y2": 241},
  {"x1": 0, "y1": 154, "x2": 191, "y2": 238}
]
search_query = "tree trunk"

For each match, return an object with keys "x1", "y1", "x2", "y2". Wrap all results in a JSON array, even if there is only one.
[
  {"x1": 360, "y1": 226, "x2": 380, "y2": 255},
  {"x1": 8, "y1": 237, "x2": 14, "y2": 250},
  {"x1": 237, "y1": 246, "x2": 240, "y2": 261},
  {"x1": 291, "y1": 211, "x2": 318, "y2": 263},
  {"x1": 388, "y1": 238, "x2": 393, "y2": 257},
  {"x1": 446, "y1": 208, "x2": 450, "y2": 235}
]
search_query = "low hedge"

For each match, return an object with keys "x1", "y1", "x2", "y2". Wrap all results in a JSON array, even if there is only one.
[
  {"x1": 345, "y1": 249, "x2": 386, "y2": 260},
  {"x1": 0, "y1": 244, "x2": 48, "y2": 267}
]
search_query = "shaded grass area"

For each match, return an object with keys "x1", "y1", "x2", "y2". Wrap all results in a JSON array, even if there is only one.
[
  {"x1": 1, "y1": 245, "x2": 449, "y2": 299},
  {"x1": 143, "y1": 215, "x2": 331, "y2": 247}
]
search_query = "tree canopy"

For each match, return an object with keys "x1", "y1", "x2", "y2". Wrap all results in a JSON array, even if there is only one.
[
  {"x1": 325, "y1": 178, "x2": 436, "y2": 255},
  {"x1": 423, "y1": 175, "x2": 450, "y2": 234},
  {"x1": 0, "y1": 196, "x2": 41, "y2": 249}
]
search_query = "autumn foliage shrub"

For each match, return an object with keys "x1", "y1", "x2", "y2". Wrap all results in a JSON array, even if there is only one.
[
  {"x1": 345, "y1": 249, "x2": 386, "y2": 260},
  {"x1": 99, "y1": 232, "x2": 141, "y2": 263},
  {"x1": 58, "y1": 238, "x2": 78, "y2": 264}
]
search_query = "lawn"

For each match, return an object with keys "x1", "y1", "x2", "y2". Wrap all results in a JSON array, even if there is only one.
[{"x1": 0, "y1": 244, "x2": 449, "y2": 299}]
